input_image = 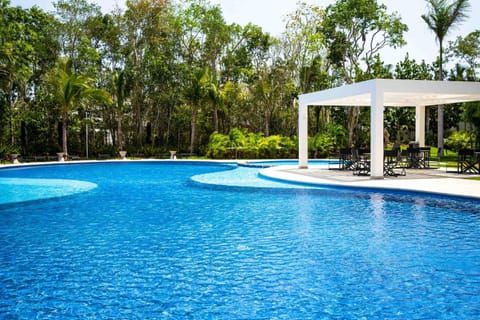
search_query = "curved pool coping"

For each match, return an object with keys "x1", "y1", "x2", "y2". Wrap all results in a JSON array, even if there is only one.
[{"x1": 259, "y1": 165, "x2": 480, "y2": 200}]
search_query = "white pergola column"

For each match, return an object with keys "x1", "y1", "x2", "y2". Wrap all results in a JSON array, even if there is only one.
[
  {"x1": 370, "y1": 89, "x2": 384, "y2": 179},
  {"x1": 298, "y1": 103, "x2": 309, "y2": 168},
  {"x1": 415, "y1": 105, "x2": 426, "y2": 146}
]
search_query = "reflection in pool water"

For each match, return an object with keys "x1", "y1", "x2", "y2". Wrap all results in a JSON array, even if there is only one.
[{"x1": 0, "y1": 162, "x2": 479, "y2": 319}]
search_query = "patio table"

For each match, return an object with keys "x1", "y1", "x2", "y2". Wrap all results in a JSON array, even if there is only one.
[{"x1": 407, "y1": 147, "x2": 429, "y2": 169}]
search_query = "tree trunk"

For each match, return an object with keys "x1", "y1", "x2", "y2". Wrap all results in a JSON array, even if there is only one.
[
  {"x1": 62, "y1": 109, "x2": 68, "y2": 155},
  {"x1": 314, "y1": 106, "x2": 321, "y2": 134},
  {"x1": 213, "y1": 105, "x2": 219, "y2": 132},
  {"x1": 166, "y1": 104, "x2": 173, "y2": 148},
  {"x1": 117, "y1": 114, "x2": 123, "y2": 150},
  {"x1": 190, "y1": 106, "x2": 198, "y2": 154},
  {"x1": 265, "y1": 109, "x2": 270, "y2": 137},
  {"x1": 136, "y1": 111, "x2": 143, "y2": 147},
  {"x1": 347, "y1": 106, "x2": 360, "y2": 147}
]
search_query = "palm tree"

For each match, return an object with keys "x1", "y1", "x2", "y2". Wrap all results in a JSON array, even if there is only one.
[
  {"x1": 203, "y1": 69, "x2": 223, "y2": 133},
  {"x1": 185, "y1": 67, "x2": 212, "y2": 154},
  {"x1": 45, "y1": 58, "x2": 111, "y2": 156},
  {"x1": 422, "y1": 0, "x2": 470, "y2": 155}
]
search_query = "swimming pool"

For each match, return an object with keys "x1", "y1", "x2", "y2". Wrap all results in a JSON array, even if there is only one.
[{"x1": 1, "y1": 161, "x2": 479, "y2": 318}]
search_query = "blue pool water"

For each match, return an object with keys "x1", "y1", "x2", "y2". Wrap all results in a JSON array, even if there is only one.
[{"x1": 1, "y1": 162, "x2": 480, "y2": 319}]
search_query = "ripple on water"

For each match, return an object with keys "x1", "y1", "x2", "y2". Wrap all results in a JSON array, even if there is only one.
[{"x1": 1, "y1": 162, "x2": 480, "y2": 319}]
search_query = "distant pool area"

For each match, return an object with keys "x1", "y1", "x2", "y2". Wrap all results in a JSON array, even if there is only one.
[
  {"x1": 191, "y1": 165, "x2": 320, "y2": 189},
  {"x1": 241, "y1": 159, "x2": 335, "y2": 167},
  {"x1": 1, "y1": 161, "x2": 479, "y2": 318}
]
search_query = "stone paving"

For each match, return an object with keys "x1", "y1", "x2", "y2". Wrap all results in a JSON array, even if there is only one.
[{"x1": 261, "y1": 165, "x2": 480, "y2": 200}]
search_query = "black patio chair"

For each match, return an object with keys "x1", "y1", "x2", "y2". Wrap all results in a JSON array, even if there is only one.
[
  {"x1": 352, "y1": 149, "x2": 371, "y2": 176},
  {"x1": 419, "y1": 147, "x2": 431, "y2": 168},
  {"x1": 457, "y1": 149, "x2": 479, "y2": 174},
  {"x1": 339, "y1": 148, "x2": 352, "y2": 170},
  {"x1": 384, "y1": 149, "x2": 406, "y2": 177}
]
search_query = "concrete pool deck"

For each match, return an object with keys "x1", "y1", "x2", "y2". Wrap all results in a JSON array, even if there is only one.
[{"x1": 261, "y1": 165, "x2": 480, "y2": 200}]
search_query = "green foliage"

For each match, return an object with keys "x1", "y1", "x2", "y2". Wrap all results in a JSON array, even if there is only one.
[
  {"x1": 422, "y1": 0, "x2": 471, "y2": 154},
  {"x1": 384, "y1": 107, "x2": 415, "y2": 143},
  {"x1": 462, "y1": 101, "x2": 480, "y2": 146},
  {"x1": 321, "y1": 0, "x2": 407, "y2": 82},
  {"x1": 422, "y1": 0, "x2": 471, "y2": 67},
  {"x1": 258, "y1": 135, "x2": 282, "y2": 158},
  {"x1": 206, "y1": 128, "x2": 297, "y2": 159},
  {"x1": 44, "y1": 57, "x2": 112, "y2": 154},
  {"x1": 309, "y1": 133, "x2": 334, "y2": 158},
  {"x1": 448, "y1": 30, "x2": 480, "y2": 80},
  {"x1": 205, "y1": 131, "x2": 230, "y2": 159},
  {"x1": 326, "y1": 123, "x2": 348, "y2": 148},
  {"x1": 228, "y1": 127, "x2": 247, "y2": 148},
  {"x1": 445, "y1": 130, "x2": 475, "y2": 151},
  {"x1": 0, "y1": 142, "x2": 19, "y2": 156},
  {"x1": 0, "y1": 0, "x2": 478, "y2": 160},
  {"x1": 307, "y1": 123, "x2": 347, "y2": 157},
  {"x1": 463, "y1": 102, "x2": 480, "y2": 127}
]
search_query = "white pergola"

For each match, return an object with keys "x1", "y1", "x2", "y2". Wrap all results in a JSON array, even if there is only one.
[{"x1": 298, "y1": 79, "x2": 480, "y2": 178}]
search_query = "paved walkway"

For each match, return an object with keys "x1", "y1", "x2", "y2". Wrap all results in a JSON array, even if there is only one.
[{"x1": 260, "y1": 165, "x2": 480, "y2": 200}]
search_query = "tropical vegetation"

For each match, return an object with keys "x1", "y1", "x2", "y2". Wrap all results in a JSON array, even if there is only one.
[{"x1": 0, "y1": 0, "x2": 478, "y2": 160}]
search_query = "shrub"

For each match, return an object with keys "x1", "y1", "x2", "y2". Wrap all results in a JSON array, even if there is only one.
[
  {"x1": 309, "y1": 132, "x2": 335, "y2": 158},
  {"x1": 258, "y1": 135, "x2": 282, "y2": 158},
  {"x1": 204, "y1": 129, "x2": 299, "y2": 159},
  {"x1": 206, "y1": 132, "x2": 230, "y2": 159},
  {"x1": 228, "y1": 128, "x2": 247, "y2": 148},
  {"x1": 445, "y1": 131, "x2": 475, "y2": 151}
]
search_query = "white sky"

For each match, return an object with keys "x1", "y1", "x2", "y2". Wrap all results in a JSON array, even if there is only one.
[{"x1": 11, "y1": 0, "x2": 480, "y2": 66}]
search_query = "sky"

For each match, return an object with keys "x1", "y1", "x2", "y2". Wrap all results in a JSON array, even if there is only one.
[{"x1": 11, "y1": 0, "x2": 480, "y2": 66}]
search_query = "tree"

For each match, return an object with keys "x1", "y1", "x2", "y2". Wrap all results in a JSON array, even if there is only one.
[
  {"x1": 0, "y1": 1, "x2": 29, "y2": 146},
  {"x1": 320, "y1": 0, "x2": 407, "y2": 146},
  {"x1": 393, "y1": 54, "x2": 438, "y2": 143},
  {"x1": 198, "y1": 5, "x2": 229, "y2": 133},
  {"x1": 0, "y1": 1, "x2": 60, "y2": 152},
  {"x1": 422, "y1": 0, "x2": 470, "y2": 155},
  {"x1": 280, "y1": 2, "x2": 328, "y2": 93},
  {"x1": 463, "y1": 102, "x2": 480, "y2": 147},
  {"x1": 448, "y1": 30, "x2": 480, "y2": 81},
  {"x1": 122, "y1": 0, "x2": 171, "y2": 146},
  {"x1": 53, "y1": 0, "x2": 103, "y2": 74},
  {"x1": 249, "y1": 63, "x2": 297, "y2": 137},
  {"x1": 184, "y1": 66, "x2": 210, "y2": 154},
  {"x1": 45, "y1": 58, "x2": 111, "y2": 155}
]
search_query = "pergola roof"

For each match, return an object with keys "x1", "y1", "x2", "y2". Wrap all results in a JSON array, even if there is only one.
[
  {"x1": 299, "y1": 79, "x2": 480, "y2": 107},
  {"x1": 297, "y1": 79, "x2": 480, "y2": 178}
]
